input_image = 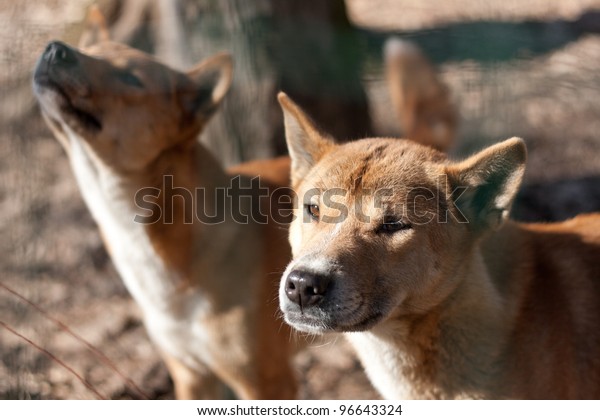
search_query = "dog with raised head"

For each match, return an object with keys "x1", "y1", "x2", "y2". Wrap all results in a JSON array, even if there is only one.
[
  {"x1": 277, "y1": 92, "x2": 600, "y2": 399},
  {"x1": 32, "y1": 7, "x2": 297, "y2": 399}
]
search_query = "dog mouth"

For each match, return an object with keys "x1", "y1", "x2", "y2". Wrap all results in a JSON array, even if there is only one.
[
  {"x1": 284, "y1": 313, "x2": 332, "y2": 334},
  {"x1": 285, "y1": 308, "x2": 384, "y2": 334},
  {"x1": 33, "y1": 70, "x2": 102, "y2": 133},
  {"x1": 343, "y1": 311, "x2": 385, "y2": 331}
]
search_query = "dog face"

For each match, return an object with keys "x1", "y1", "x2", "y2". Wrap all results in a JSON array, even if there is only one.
[
  {"x1": 32, "y1": 11, "x2": 231, "y2": 173},
  {"x1": 277, "y1": 93, "x2": 526, "y2": 334}
]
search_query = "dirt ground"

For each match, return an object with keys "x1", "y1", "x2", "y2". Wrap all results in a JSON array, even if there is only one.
[{"x1": 1, "y1": 0, "x2": 599, "y2": 400}]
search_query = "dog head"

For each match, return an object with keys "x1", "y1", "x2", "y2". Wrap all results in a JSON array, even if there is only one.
[
  {"x1": 278, "y1": 93, "x2": 526, "y2": 334},
  {"x1": 32, "y1": 6, "x2": 232, "y2": 173}
]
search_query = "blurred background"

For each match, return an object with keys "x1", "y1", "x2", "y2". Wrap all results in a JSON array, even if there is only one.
[{"x1": 1, "y1": 0, "x2": 599, "y2": 399}]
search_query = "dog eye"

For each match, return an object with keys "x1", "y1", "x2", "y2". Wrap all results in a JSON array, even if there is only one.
[
  {"x1": 377, "y1": 219, "x2": 411, "y2": 234},
  {"x1": 305, "y1": 204, "x2": 320, "y2": 221},
  {"x1": 117, "y1": 71, "x2": 144, "y2": 88}
]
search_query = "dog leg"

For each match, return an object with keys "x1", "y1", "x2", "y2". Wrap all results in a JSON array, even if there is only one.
[
  {"x1": 256, "y1": 366, "x2": 298, "y2": 400},
  {"x1": 162, "y1": 353, "x2": 224, "y2": 400},
  {"x1": 209, "y1": 359, "x2": 297, "y2": 400}
]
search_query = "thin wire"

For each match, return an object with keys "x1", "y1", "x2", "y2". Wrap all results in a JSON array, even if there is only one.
[
  {"x1": 0, "y1": 282, "x2": 150, "y2": 399},
  {"x1": 0, "y1": 320, "x2": 107, "y2": 400}
]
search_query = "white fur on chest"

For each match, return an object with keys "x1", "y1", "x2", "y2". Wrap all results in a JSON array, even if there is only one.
[
  {"x1": 68, "y1": 136, "x2": 213, "y2": 368},
  {"x1": 346, "y1": 331, "x2": 414, "y2": 399}
]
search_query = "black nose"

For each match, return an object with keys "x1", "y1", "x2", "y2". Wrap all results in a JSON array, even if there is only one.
[
  {"x1": 285, "y1": 270, "x2": 331, "y2": 309},
  {"x1": 43, "y1": 41, "x2": 77, "y2": 67}
]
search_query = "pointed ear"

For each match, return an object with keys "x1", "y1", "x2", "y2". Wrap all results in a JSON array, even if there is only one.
[
  {"x1": 446, "y1": 137, "x2": 526, "y2": 231},
  {"x1": 277, "y1": 92, "x2": 334, "y2": 186},
  {"x1": 79, "y1": 5, "x2": 110, "y2": 49},
  {"x1": 185, "y1": 52, "x2": 233, "y2": 120}
]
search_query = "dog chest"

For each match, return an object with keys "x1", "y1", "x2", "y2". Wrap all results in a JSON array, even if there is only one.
[{"x1": 346, "y1": 332, "x2": 418, "y2": 399}]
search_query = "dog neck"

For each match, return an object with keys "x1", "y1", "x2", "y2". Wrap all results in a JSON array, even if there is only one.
[
  {"x1": 66, "y1": 131, "x2": 244, "y2": 314},
  {"x1": 347, "y1": 246, "x2": 512, "y2": 399}
]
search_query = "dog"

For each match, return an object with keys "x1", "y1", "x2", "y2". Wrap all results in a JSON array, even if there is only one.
[
  {"x1": 32, "y1": 7, "x2": 298, "y2": 399},
  {"x1": 277, "y1": 92, "x2": 600, "y2": 399},
  {"x1": 384, "y1": 38, "x2": 456, "y2": 152}
]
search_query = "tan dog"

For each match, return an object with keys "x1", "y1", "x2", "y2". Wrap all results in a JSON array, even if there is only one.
[
  {"x1": 384, "y1": 38, "x2": 456, "y2": 152},
  {"x1": 32, "y1": 8, "x2": 297, "y2": 399},
  {"x1": 277, "y1": 92, "x2": 600, "y2": 399}
]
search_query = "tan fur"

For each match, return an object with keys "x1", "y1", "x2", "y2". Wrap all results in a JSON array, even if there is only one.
[
  {"x1": 32, "y1": 10, "x2": 298, "y2": 399},
  {"x1": 384, "y1": 38, "x2": 456, "y2": 152},
  {"x1": 277, "y1": 93, "x2": 600, "y2": 399}
]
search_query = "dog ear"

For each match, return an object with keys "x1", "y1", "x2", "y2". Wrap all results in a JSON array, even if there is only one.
[
  {"x1": 79, "y1": 5, "x2": 110, "y2": 49},
  {"x1": 278, "y1": 92, "x2": 334, "y2": 186},
  {"x1": 446, "y1": 137, "x2": 526, "y2": 231},
  {"x1": 185, "y1": 52, "x2": 233, "y2": 121}
]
